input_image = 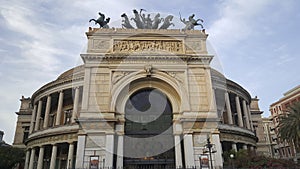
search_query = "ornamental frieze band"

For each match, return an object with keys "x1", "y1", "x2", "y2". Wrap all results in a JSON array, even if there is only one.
[{"x1": 113, "y1": 40, "x2": 184, "y2": 53}]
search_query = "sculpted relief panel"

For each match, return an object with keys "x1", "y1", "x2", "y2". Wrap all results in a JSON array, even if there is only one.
[{"x1": 113, "y1": 40, "x2": 184, "y2": 53}]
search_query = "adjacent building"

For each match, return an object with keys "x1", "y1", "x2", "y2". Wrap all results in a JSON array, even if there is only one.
[
  {"x1": 255, "y1": 116, "x2": 278, "y2": 158},
  {"x1": 270, "y1": 85, "x2": 300, "y2": 162},
  {"x1": 13, "y1": 26, "x2": 259, "y2": 169}
]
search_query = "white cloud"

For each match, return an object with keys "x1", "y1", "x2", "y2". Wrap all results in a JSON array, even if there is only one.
[{"x1": 208, "y1": 0, "x2": 274, "y2": 48}]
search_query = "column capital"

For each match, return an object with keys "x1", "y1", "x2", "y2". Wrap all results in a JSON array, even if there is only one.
[
  {"x1": 116, "y1": 132, "x2": 124, "y2": 136},
  {"x1": 73, "y1": 86, "x2": 80, "y2": 90},
  {"x1": 67, "y1": 141, "x2": 74, "y2": 145}
]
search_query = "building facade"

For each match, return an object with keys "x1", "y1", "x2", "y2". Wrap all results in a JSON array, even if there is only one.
[
  {"x1": 270, "y1": 85, "x2": 300, "y2": 162},
  {"x1": 255, "y1": 116, "x2": 278, "y2": 158},
  {"x1": 13, "y1": 28, "x2": 258, "y2": 169}
]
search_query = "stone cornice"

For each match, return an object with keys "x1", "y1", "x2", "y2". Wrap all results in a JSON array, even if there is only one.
[
  {"x1": 81, "y1": 53, "x2": 213, "y2": 64},
  {"x1": 210, "y1": 69, "x2": 252, "y2": 102},
  {"x1": 27, "y1": 124, "x2": 79, "y2": 145},
  {"x1": 218, "y1": 124, "x2": 257, "y2": 141},
  {"x1": 226, "y1": 79, "x2": 251, "y2": 102},
  {"x1": 31, "y1": 76, "x2": 84, "y2": 103},
  {"x1": 86, "y1": 28, "x2": 208, "y2": 38},
  {"x1": 27, "y1": 133, "x2": 78, "y2": 148}
]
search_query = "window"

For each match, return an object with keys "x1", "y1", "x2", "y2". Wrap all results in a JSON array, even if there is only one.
[
  {"x1": 64, "y1": 109, "x2": 72, "y2": 124},
  {"x1": 22, "y1": 126, "x2": 29, "y2": 143}
]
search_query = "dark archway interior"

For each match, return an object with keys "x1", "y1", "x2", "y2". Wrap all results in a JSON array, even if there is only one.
[{"x1": 124, "y1": 88, "x2": 175, "y2": 168}]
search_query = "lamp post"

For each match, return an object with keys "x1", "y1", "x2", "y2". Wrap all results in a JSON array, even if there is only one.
[
  {"x1": 203, "y1": 136, "x2": 217, "y2": 169},
  {"x1": 230, "y1": 154, "x2": 234, "y2": 169}
]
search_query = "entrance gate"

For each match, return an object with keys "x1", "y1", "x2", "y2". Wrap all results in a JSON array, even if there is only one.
[{"x1": 124, "y1": 88, "x2": 175, "y2": 168}]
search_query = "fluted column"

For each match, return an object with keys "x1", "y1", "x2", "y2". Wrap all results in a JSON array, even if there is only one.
[
  {"x1": 29, "y1": 104, "x2": 37, "y2": 134},
  {"x1": 225, "y1": 92, "x2": 233, "y2": 124},
  {"x1": 247, "y1": 104, "x2": 254, "y2": 131},
  {"x1": 28, "y1": 148, "x2": 36, "y2": 169},
  {"x1": 116, "y1": 135, "x2": 124, "y2": 168},
  {"x1": 55, "y1": 91, "x2": 64, "y2": 126},
  {"x1": 235, "y1": 96, "x2": 244, "y2": 127},
  {"x1": 174, "y1": 135, "x2": 183, "y2": 168},
  {"x1": 242, "y1": 100, "x2": 251, "y2": 129},
  {"x1": 37, "y1": 146, "x2": 44, "y2": 169},
  {"x1": 24, "y1": 150, "x2": 30, "y2": 169},
  {"x1": 43, "y1": 95, "x2": 51, "y2": 128},
  {"x1": 184, "y1": 134, "x2": 195, "y2": 168},
  {"x1": 72, "y1": 87, "x2": 80, "y2": 123},
  {"x1": 49, "y1": 144, "x2": 57, "y2": 169},
  {"x1": 34, "y1": 100, "x2": 43, "y2": 131},
  {"x1": 67, "y1": 142, "x2": 74, "y2": 169},
  {"x1": 243, "y1": 144, "x2": 248, "y2": 150},
  {"x1": 232, "y1": 142, "x2": 237, "y2": 152},
  {"x1": 105, "y1": 134, "x2": 114, "y2": 168}
]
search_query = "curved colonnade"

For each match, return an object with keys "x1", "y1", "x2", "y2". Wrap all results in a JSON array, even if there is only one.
[{"x1": 23, "y1": 66, "x2": 257, "y2": 169}]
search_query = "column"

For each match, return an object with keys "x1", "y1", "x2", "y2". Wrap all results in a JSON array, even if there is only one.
[
  {"x1": 55, "y1": 91, "x2": 64, "y2": 126},
  {"x1": 28, "y1": 148, "x2": 36, "y2": 169},
  {"x1": 225, "y1": 92, "x2": 233, "y2": 124},
  {"x1": 211, "y1": 88, "x2": 217, "y2": 112},
  {"x1": 72, "y1": 87, "x2": 80, "y2": 123},
  {"x1": 235, "y1": 96, "x2": 244, "y2": 127},
  {"x1": 34, "y1": 100, "x2": 42, "y2": 131},
  {"x1": 37, "y1": 146, "x2": 44, "y2": 169},
  {"x1": 183, "y1": 134, "x2": 195, "y2": 168},
  {"x1": 43, "y1": 95, "x2": 51, "y2": 128},
  {"x1": 24, "y1": 150, "x2": 30, "y2": 169},
  {"x1": 82, "y1": 68, "x2": 91, "y2": 110},
  {"x1": 174, "y1": 135, "x2": 183, "y2": 168},
  {"x1": 116, "y1": 135, "x2": 124, "y2": 168},
  {"x1": 49, "y1": 144, "x2": 57, "y2": 169},
  {"x1": 67, "y1": 142, "x2": 74, "y2": 169},
  {"x1": 247, "y1": 105, "x2": 254, "y2": 131},
  {"x1": 212, "y1": 134, "x2": 224, "y2": 169},
  {"x1": 242, "y1": 100, "x2": 251, "y2": 129},
  {"x1": 232, "y1": 142, "x2": 237, "y2": 152},
  {"x1": 105, "y1": 134, "x2": 114, "y2": 168},
  {"x1": 75, "y1": 135, "x2": 86, "y2": 168},
  {"x1": 29, "y1": 104, "x2": 37, "y2": 134},
  {"x1": 243, "y1": 144, "x2": 248, "y2": 150}
]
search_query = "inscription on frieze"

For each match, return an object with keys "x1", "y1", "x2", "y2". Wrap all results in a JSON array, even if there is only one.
[{"x1": 113, "y1": 40, "x2": 184, "y2": 53}]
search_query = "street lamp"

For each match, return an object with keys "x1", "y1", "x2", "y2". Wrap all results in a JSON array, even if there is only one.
[
  {"x1": 203, "y1": 135, "x2": 217, "y2": 169},
  {"x1": 230, "y1": 154, "x2": 235, "y2": 169}
]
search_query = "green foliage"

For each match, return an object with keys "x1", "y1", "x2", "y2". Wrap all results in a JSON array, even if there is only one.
[
  {"x1": 223, "y1": 149, "x2": 300, "y2": 168},
  {"x1": 0, "y1": 146, "x2": 25, "y2": 169},
  {"x1": 278, "y1": 101, "x2": 300, "y2": 151}
]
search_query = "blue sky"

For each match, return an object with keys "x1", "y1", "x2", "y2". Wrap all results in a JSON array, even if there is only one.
[{"x1": 0, "y1": 0, "x2": 299, "y2": 144}]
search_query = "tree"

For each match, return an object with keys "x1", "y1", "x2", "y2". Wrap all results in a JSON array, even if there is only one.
[
  {"x1": 0, "y1": 146, "x2": 25, "y2": 169},
  {"x1": 223, "y1": 149, "x2": 300, "y2": 168},
  {"x1": 278, "y1": 101, "x2": 300, "y2": 152}
]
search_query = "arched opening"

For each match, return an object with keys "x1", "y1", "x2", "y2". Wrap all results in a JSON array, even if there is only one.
[{"x1": 124, "y1": 88, "x2": 175, "y2": 168}]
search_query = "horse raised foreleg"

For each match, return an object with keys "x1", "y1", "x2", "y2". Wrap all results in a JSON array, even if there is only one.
[{"x1": 89, "y1": 19, "x2": 97, "y2": 25}]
